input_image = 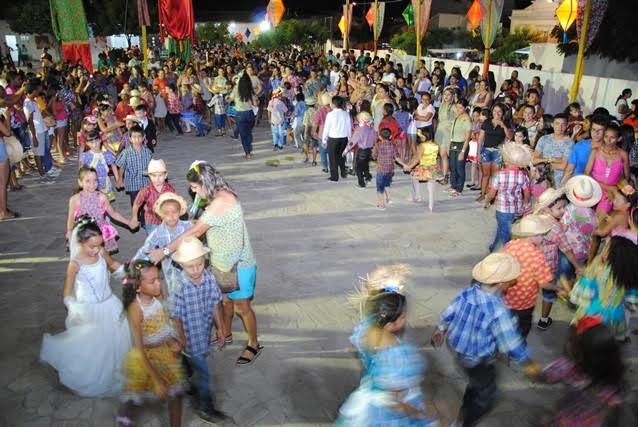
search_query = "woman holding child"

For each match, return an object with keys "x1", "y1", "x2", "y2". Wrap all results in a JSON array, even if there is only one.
[{"x1": 148, "y1": 161, "x2": 261, "y2": 365}]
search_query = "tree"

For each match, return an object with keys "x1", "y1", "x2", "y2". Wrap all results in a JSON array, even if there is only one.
[
  {"x1": 6, "y1": 0, "x2": 52, "y2": 35},
  {"x1": 390, "y1": 27, "x2": 483, "y2": 55},
  {"x1": 197, "y1": 23, "x2": 231, "y2": 45},
  {"x1": 86, "y1": 0, "x2": 158, "y2": 38},
  {"x1": 252, "y1": 19, "x2": 329, "y2": 50},
  {"x1": 490, "y1": 27, "x2": 545, "y2": 64}
]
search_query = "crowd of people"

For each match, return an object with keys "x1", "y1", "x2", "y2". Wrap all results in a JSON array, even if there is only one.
[{"x1": 0, "y1": 43, "x2": 637, "y2": 426}]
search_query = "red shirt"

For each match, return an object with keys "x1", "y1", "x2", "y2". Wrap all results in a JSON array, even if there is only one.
[
  {"x1": 378, "y1": 116, "x2": 401, "y2": 142},
  {"x1": 133, "y1": 182, "x2": 177, "y2": 225},
  {"x1": 503, "y1": 240, "x2": 553, "y2": 310},
  {"x1": 115, "y1": 101, "x2": 134, "y2": 122}
]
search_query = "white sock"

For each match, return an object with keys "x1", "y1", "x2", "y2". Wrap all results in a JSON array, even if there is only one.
[{"x1": 540, "y1": 317, "x2": 548, "y2": 322}]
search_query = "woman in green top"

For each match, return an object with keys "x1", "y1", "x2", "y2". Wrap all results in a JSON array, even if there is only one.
[
  {"x1": 148, "y1": 161, "x2": 261, "y2": 365},
  {"x1": 434, "y1": 88, "x2": 457, "y2": 184},
  {"x1": 229, "y1": 72, "x2": 258, "y2": 159},
  {"x1": 448, "y1": 99, "x2": 473, "y2": 197}
]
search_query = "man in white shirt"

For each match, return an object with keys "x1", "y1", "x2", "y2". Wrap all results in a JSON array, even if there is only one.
[{"x1": 322, "y1": 96, "x2": 352, "y2": 181}]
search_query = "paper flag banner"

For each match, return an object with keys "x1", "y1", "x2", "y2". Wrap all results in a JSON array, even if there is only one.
[{"x1": 402, "y1": 3, "x2": 414, "y2": 27}]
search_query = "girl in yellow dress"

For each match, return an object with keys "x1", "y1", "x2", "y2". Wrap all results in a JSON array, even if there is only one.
[
  {"x1": 118, "y1": 260, "x2": 187, "y2": 427},
  {"x1": 396, "y1": 128, "x2": 441, "y2": 212}
]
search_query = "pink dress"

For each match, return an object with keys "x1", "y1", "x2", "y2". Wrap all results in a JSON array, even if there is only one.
[
  {"x1": 74, "y1": 192, "x2": 119, "y2": 252},
  {"x1": 590, "y1": 157, "x2": 624, "y2": 213}
]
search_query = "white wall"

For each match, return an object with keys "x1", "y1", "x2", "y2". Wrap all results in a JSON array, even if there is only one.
[{"x1": 0, "y1": 20, "x2": 60, "y2": 64}]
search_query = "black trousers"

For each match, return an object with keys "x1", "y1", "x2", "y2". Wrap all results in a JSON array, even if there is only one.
[
  {"x1": 356, "y1": 148, "x2": 372, "y2": 187},
  {"x1": 327, "y1": 137, "x2": 348, "y2": 180},
  {"x1": 449, "y1": 145, "x2": 467, "y2": 193},
  {"x1": 460, "y1": 362, "x2": 497, "y2": 427},
  {"x1": 512, "y1": 307, "x2": 534, "y2": 340},
  {"x1": 165, "y1": 112, "x2": 183, "y2": 134}
]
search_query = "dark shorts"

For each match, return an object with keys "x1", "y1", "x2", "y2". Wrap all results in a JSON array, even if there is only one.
[
  {"x1": 481, "y1": 146, "x2": 502, "y2": 164},
  {"x1": 376, "y1": 173, "x2": 393, "y2": 193},
  {"x1": 305, "y1": 137, "x2": 318, "y2": 148}
]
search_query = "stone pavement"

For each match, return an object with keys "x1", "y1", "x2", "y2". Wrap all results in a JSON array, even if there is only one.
[{"x1": 1, "y1": 123, "x2": 636, "y2": 427}]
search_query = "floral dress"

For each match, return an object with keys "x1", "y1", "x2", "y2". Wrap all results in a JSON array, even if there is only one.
[
  {"x1": 121, "y1": 297, "x2": 187, "y2": 403},
  {"x1": 336, "y1": 318, "x2": 436, "y2": 427},
  {"x1": 74, "y1": 191, "x2": 118, "y2": 253},
  {"x1": 80, "y1": 151, "x2": 116, "y2": 201},
  {"x1": 101, "y1": 113, "x2": 123, "y2": 154}
]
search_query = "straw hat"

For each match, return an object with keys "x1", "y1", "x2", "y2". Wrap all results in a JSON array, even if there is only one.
[
  {"x1": 533, "y1": 187, "x2": 566, "y2": 213},
  {"x1": 320, "y1": 92, "x2": 332, "y2": 106},
  {"x1": 565, "y1": 175, "x2": 602, "y2": 208},
  {"x1": 129, "y1": 96, "x2": 141, "y2": 108},
  {"x1": 146, "y1": 159, "x2": 167, "y2": 175},
  {"x1": 272, "y1": 87, "x2": 283, "y2": 98},
  {"x1": 472, "y1": 253, "x2": 521, "y2": 284},
  {"x1": 511, "y1": 214, "x2": 554, "y2": 237},
  {"x1": 172, "y1": 237, "x2": 210, "y2": 264},
  {"x1": 125, "y1": 114, "x2": 141, "y2": 123},
  {"x1": 119, "y1": 90, "x2": 130, "y2": 97},
  {"x1": 502, "y1": 142, "x2": 532, "y2": 168},
  {"x1": 130, "y1": 89, "x2": 141, "y2": 98},
  {"x1": 154, "y1": 192, "x2": 187, "y2": 217}
]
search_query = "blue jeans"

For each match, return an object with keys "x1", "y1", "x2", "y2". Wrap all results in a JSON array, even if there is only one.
[
  {"x1": 236, "y1": 110, "x2": 255, "y2": 154},
  {"x1": 490, "y1": 211, "x2": 516, "y2": 252},
  {"x1": 449, "y1": 147, "x2": 466, "y2": 193},
  {"x1": 193, "y1": 115, "x2": 211, "y2": 136},
  {"x1": 12, "y1": 125, "x2": 31, "y2": 149},
  {"x1": 271, "y1": 123, "x2": 286, "y2": 147},
  {"x1": 319, "y1": 142, "x2": 329, "y2": 170},
  {"x1": 188, "y1": 353, "x2": 213, "y2": 407}
]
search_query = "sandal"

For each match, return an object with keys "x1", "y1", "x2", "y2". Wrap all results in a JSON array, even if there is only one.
[
  {"x1": 212, "y1": 333, "x2": 233, "y2": 345},
  {"x1": 236, "y1": 344, "x2": 263, "y2": 366}
]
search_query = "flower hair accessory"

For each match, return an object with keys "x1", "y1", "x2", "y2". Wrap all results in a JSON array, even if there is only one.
[
  {"x1": 189, "y1": 160, "x2": 206, "y2": 174},
  {"x1": 348, "y1": 264, "x2": 411, "y2": 319},
  {"x1": 576, "y1": 315, "x2": 603, "y2": 335}
]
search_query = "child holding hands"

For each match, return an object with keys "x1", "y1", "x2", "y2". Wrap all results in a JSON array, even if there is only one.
[{"x1": 130, "y1": 159, "x2": 176, "y2": 234}]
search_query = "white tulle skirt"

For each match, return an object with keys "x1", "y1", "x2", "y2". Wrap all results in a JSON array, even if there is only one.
[{"x1": 40, "y1": 294, "x2": 132, "y2": 397}]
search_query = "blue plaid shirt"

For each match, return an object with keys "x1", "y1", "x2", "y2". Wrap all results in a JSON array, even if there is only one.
[
  {"x1": 115, "y1": 144, "x2": 152, "y2": 192},
  {"x1": 171, "y1": 270, "x2": 222, "y2": 356},
  {"x1": 437, "y1": 283, "x2": 529, "y2": 365},
  {"x1": 134, "y1": 220, "x2": 193, "y2": 309}
]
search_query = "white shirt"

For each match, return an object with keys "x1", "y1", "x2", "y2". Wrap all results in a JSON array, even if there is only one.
[
  {"x1": 381, "y1": 72, "x2": 397, "y2": 86},
  {"x1": 23, "y1": 98, "x2": 47, "y2": 134},
  {"x1": 322, "y1": 109, "x2": 352, "y2": 144},
  {"x1": 414, "y1": 103, "x2": 435, "y2": 128}
]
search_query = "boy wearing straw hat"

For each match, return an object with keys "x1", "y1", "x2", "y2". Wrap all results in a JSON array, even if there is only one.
[
  {"x1": 432, "y1": 253, "x2": 540, "y2": 427},
  {"x1": 130, "y1": 159, "x2": 176, "y2": 234},
  {"x1": 171, "y1": 237, "x2": 228, "y2": 423},
  {"x1": 484, "y1": 142, "x2": 532, "y2": 252},
  {"x1": 505, "y1": 214, "x2": 555, "y2": 339},
  {"x1": 533, "y1": 187, "x2": 584, "y2": 330}
]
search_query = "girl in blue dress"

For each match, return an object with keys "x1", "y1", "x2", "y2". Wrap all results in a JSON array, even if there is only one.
[{"x1": 336, "y1": 265, "x2": 437, "y2": 427}]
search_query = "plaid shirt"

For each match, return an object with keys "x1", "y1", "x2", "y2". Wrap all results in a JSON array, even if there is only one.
[
  {"x1": 438, "y1": 283, "x2": 529, "y2": 365},
  {"x1": 489, "y1": 167, "x2": 530, "y2": 214},
  {"x1": 133, "y1": 182, "x2": 176, "y2": 225},
  {"x1": 115, "y1": 144, "x2": 152, "y2": 192},
  {"x1": 167, "y1": 92, "x2": 181, "y2": 114},
  {"x1": 539, "y1": 218, "x2": 572, "y2": 274},
  {"x1": 171, "y1": 270, "x2": 222, "y2": 356},
  {"x1": 373, "y1": 138, "x2": 398, "y2": 175}
]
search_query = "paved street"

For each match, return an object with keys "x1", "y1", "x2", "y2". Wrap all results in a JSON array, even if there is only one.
[{"x1": 1, "y1": 123, "x2": 636, "y2": 426}]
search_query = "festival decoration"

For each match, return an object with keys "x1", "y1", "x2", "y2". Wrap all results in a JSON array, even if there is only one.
[
  {"x1": 556, "y1": 0, "x2": 577, "y2": 43},
  {"x1": 576, "y1": 0, "x2": 607, "y2": 52},
  {"x1": 466, "y1": 0, "x2": 484, "y2": 36},
  {"x1": 267, "y1": 0, "x2": 286, "y2": 28},
  {"x1": 402, "y1": 3, "x2": 414, "y2": 27},
  {"x1": 49, "y1": 0, "x2": 93, "y2": 72},
  {"x1": 245, "y1": 28, "x2": 251, "y2": 39},
  {"x1": 479, "y1": 0, "x2": 504, "y2": 79},
  {"x1": 158, "y1": 0, "x2": 195, "y2": 62},
  {"x1": 374, "y1": 2, "x2": 386, "y2": 47},
  {"x1": 412, "y1": 0, "x2": 433, "y2": 60},
  {"x1": 136, "y1": 0, "x2": 151, "y2": 26},
  {"x1": 365, "y1": 6, "x2": 375, "y2": 28},
  {"x1": 342, "y1": 2, "x2": 354, "y2": 50}
]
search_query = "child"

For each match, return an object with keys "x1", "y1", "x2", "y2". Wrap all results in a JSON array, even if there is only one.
[
  {"x1": 130, "y1": 159, "x2": 176, "y2": 234},
  {"x1": 343, "y1": 112, "x2": 376, "y2": 188},
  {"x1": 66, "y1": 167, "x2": 130, "y2": 253},
  {"x1": 484, "y1": 142, "x2": 532, "y2": 251},
  {"x1": 171, "y1": 237, "x2": 227, "y2": 423},
  {"x1": 396, "y1": 128, "x2": 440, "y2": 212},
  {"x1": 97, "y1": 104, "x2": 124, "y2": 155},
  {"x1": 118, "y1": 260, "x2": 187, "y2": 427},
  {"x1": 513, "y1": 126, "x2": 531, "y2": 146},
  {"x1": 540, "y1": 319, "x2": 624, "y2": 426},
  {"x1": 466, "y1": 107, "x2": 483, "y2": 190},
  {"x1": 120, "y1": 115, "x2": 141, "y2": 149},
  {"x1": 292, "y1": 92, "x2": 307, "y2": 149},
  {"x1": 336, "y1": 265, "x2": 437, "y2": 426},
  {"x1": 533, "y1": 188, "x2": 583, "y2": 330},
  {"x1": 506, "y1": 214, "x2": 555, "y2": 340},
  {"x1": 134, "y1": 193, "x2": 192, "y2": 307},
  {"x1": 431, "y1": 253, "x2": 540, "y2": 427},
  {"x1": 79, "y1": 129, "x2": 118, "y2": 201},
  {"x1": 531, "y1": 162, "x2": 553, "y2": 204},
  {"x1": 115, "y1": 125, "x2": 153, "y2": 206},
  {"x1": 267, "y1": 88, "x2": 288, "y2": 150},
  {"x1": 76, "y1": 116, "x2": 99, "y2": 160},
  {"x1": 153, "y1": 85, "x2": 167, "y2": 132},
  {"x1": 373, "y1": 128, "x2": 398, "y2": 210},
  {"x1": 135, "y1": 104, "x2": 157, "y2": 152},
  {"x1": 41, "y1": 216, "x2": 131, "y2": 397},
  {"x1": 302, "y1": 96, "x2": 318, "y2": 165},
  {"x1": 211, "y1": 88, "x2": 226, "y2": 137},
  {"x1": 23, "y1": 81, "x2": 51, "y2": 179}
]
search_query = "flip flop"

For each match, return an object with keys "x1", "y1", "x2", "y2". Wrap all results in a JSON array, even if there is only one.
[{"x1": 236, "y1": 344, "x2": 263, "y2": 366}]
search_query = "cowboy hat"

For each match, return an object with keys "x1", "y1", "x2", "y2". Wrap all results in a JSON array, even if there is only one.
[
  {"x1": 146, "y1": 159, "x2": 167, "y2": 175},
  {"x1": 502, "y1": 142, "x2": 532, "y2": 168},
  {"x1": 565, "y1": 175, "x2": 602, "y2": 208},
  {"x1": 154, "y1": 192, "x2": 187, "y2": 217},
  {"x1": 472, "y1": 252, "x2": 521, "y2": 284},
  {"x1": 511, "y1": 214, "x2": 554, "y2": 237},
  {"x1": 172, "y1": 237, "x2": 210, "y2": 264},
  {"x1": 125, "y1": 114, "x2": 141, "y2": 123},
  {"x1": 129, "y1": 96, "x2": 141, "y2": 108},
  {"x1": 119, "y1": 90, "x2": 130, "y2": 97},
  {"x1": 533, "y1": 187, "x2": 566, "y2": 213},
  {"x1": 271, "y1": 87, "x2": 284, "y2": 98},
  {"x1": 129, "y1": 89, "x2": 141, "y2": 98}
]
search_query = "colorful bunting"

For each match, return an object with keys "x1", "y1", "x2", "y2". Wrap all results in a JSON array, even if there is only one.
[
  {"x1": 136, "y1": 0, "x2": 151, "y2": 27},
  {"x1": 576, "y1": 0, "x2": 607, "y2": 52},
  {"x1": 402, "y1": 3, "x2": 414, "y2": 27},
  {"x1": 412, "y1": 0, "x2": 433, "y2": 40},
  {"x1": 365, "y1": 6, "x2": 375, "y2": 28},
  {"x1": 49, "y1": 0, "x2": 93, "y2": 72},
  {"x1": 479, "y1": 0, "x2": 504, "y2": 49},
  {"x1": 267, "y1": 0, "x2": 286, "y2": 27},
  {"x1": 374, "y1": 2, "x2": 386, "y2": 41},
  {"x1": 342, "y1": 4, "x2": 354, "y2": 38},
  {"x1": 245, "y1": 28, "x2": 251, "y2": 38},
  {"x1": 466, "y1": 0, "x2": 484, "y2": 35}
]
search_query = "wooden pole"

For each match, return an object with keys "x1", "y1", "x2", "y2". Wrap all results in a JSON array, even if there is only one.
[
  {"x1": 141, "y1": 25, "x2": 149, "y2": 77},
  {"x1": 569, "y1": 0, "x2": 591, "y2": 103},
  {"x1": 344, "y1": 0, "x2": 349, "y2": 51},
  {"x1": 373, "y1": 0, "x2": 378, "y2": 55},
  {"x1": 482, "y1": 0, "x2": 492, "y2": 80},
  {"x1": 415, "y1": 0, "x2": 421, "y2": 64}
]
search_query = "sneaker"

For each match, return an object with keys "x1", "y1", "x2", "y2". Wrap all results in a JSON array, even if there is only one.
[
  {"x1": 355, "y1": 184, "x2": 367, "y2": 190},
  {"x1": 537, "y1": 317, "x2": 553, "y2": 330},
  {"x1": 46, "y1": 168, "x2": 61, "y2": 177},
  {"x1": 196, "y1": 407, "x2": 228, "y2": 423}
]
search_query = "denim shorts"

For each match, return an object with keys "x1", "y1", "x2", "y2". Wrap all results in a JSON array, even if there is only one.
[
  {"x1": 0, "y1": 142, "x2": 8, "y2": 162},
  {"x1": 376, "y1": 173, "x2": 393, "y2": 193},
  {"x1": 480, "y1": 146, "x2": 502, "y2": 164},
  {"x1": 228, "y1": 265, "x2": 257, "y2": 301},
  {"x1": 214, "y1": 114, "x2": 226, "y2": 129}
]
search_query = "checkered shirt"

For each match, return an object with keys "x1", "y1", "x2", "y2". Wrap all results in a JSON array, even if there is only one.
[
  {"x1": 438, "y1": 283, "x2": 529, "y2": 365},
  {"x1": 171, "y1": 270, "x2": 222, "y2": 356},
  {"x1": 539, "y1": 219, "x2": 572, "y2": 274},
  {"x1": 373, "y1": 138, "x2": 397, "y2": 175},
  {"x1": 115, "y1": 145, "x2": 152, "y2": 192},
  {"x1": 489, "y1": 167, "x2": 530, "y2": 214},
  {"x1": 133, "y1": 183, "x2": 176, "y2": 225}
]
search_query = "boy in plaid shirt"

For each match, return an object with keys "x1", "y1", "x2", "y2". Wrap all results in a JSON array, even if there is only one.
[
  {"x1": 484, "y1": 143, "x2": 531, "y2": 251},
  {"x1": 373, "y1": 128, "x2": 398, "y2": 210}
]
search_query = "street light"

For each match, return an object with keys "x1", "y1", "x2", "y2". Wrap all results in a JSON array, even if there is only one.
[{"x1": 260, "y1": 20, "x2": 271, "y2": 32}]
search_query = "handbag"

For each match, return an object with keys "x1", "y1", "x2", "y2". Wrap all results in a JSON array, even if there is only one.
[{"x1": 210, "y1": 262, "x2": 239, "y2": 293}]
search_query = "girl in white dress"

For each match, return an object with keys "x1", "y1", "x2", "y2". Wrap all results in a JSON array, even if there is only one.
[{"x1": 40, "y1": 216, "x2": 131, "y2": 397}]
